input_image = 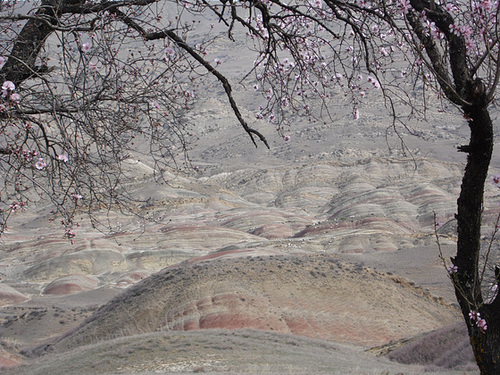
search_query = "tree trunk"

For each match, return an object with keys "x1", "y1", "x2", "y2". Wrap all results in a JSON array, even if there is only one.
[
  {"x1": 0, "y1": 0, "x2": 58, "y2": 85},
  {"x1": 455, "y1": 97, "x2": 500, "y2": 374}
]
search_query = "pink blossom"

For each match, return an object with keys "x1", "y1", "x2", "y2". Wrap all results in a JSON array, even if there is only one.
[
  {"x1": 367, "y1": 76, "x2": 381, "y2": 89},
  {"x1": 477, "y1": 318, "x2": 487, "y2": 331},
  {"x1": 445, "y1": 3, "x2": 456, "y2": 13},
  {"x1": 447, "y1": 264, "x2": 458, "y2": 274},
  {"x1": 357, "y1": 0, "x2": 370, "y2": 8},
  {"x1": 449, "y1": 23, "x2": 461, "y2": 36},
  {"x1": 58, "y1": 154, "x2": 69, "y2": 162},
  {"x1": 266, "y1": 88, "x2": 273, "y2": 100},
  {"x1": 283, "y1": 135, "x2": 291, "y2": 142},
  {"x1": 398, "y1": 0, "x2": 410, "y2": 13},
  {"x1": 473, "y1": 0, "x2": 493, "y2": 12},
  {"x1": 81, "y1": 42, "x2": 91, "y2": 53},
  {"x1": 465, "y1": 39, "x2": 477, "y2": 53},
  {"x1": 35, "y1": 158, "x2": 47, "y2": 170},
  {"x1": 164, "y1": 46, "x2": 175, "y2": 59},
  {"x1": 72, "y1": 193, "x2": 83, "y2": 199},
  {"x1": 2, "y1": 81, "x2": 15, "y2": 91},
  {"x1": 469, "y1": 310, "x2": 479, "y2": 321},
  {"x1": 10, "y1": 201, "x2": 27, "y2": 212},
  {"x1": 2, "y1": 81, "x2": 15, "y2": 97},
  {"x1": 0, "y1": 56, "x2": 5, "y2": 66},
  {"x1": 353, "y1": 108, "x2": 359, "y2": 120}
]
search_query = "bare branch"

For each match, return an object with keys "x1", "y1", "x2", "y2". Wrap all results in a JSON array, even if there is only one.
[{"x1": 114, "y1": 8, "x2": 270, "y2": 148}]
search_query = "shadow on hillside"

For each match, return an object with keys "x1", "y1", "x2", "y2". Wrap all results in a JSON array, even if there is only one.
[{"x1": 385, "y1": 322, "x2": 477, "y2": 371}]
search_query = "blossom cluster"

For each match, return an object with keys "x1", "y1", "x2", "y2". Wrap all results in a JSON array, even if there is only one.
[
  {"x1": 242, "y1": 0, "x2": 500, "y2": 128},
  {"x1": 442, "y1": 0, "x2": 498, "y2": 54},
  {"x1": 469, "y1": 310, "x2": 488, "y2": 332},
  {"x1": 246, "y1": 0, "x2": 410, "y2": 124},
  {"x1": 9, "y1": 200, "x2": 28, "y2": 213},
  {"x1": 447, "y1": 263, "x2": 458, "y2": 274},
  {"x1": 1, "y1": 80, "x2": 20, "y2": 103},
  {"x1": 64, "y1": 227, "x2": 76, "y2": 239},
  {"x1": 6, "y1": 148, "x2": 50, "y2": 172},
  {"x1": 19, "y1": 149, "x2": 39, "y2": 163}
]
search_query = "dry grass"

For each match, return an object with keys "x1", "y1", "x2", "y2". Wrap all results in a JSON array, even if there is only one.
[{"x1": 3, "y1": 329, "x2": 472, "y2": 375}]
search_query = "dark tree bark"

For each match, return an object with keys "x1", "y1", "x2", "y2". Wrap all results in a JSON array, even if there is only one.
[
  {"x1": 409, "y1": 1, "x2": 500, "y2": 373},
  {"x1": 455, "y1": 97, "x2": 500, "y2": 374},
  {"x1": 0, "y1": 0, "x2": 59, "y2": 85}
]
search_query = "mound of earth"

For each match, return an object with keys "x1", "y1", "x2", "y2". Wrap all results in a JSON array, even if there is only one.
[
  {"x1": 367, "y1": 322, "x2": 476, "y2": 372},
  {"x1": 0, "y1": 284, "x2": 29, "y2": 306},
  {"x1": 42, "y1": 275, "x2": 100, "y2": 296},
  {"x1": 30, "y1": 254, "x2": 460, "y2": 357},
  {"x1": 3, "y1": 329, "x2": 451, "y2": 375}
]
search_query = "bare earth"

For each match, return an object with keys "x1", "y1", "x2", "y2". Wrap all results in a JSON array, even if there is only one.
[{"x1": 2, "y1": 26, "x2": 500, "y2": 375}]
